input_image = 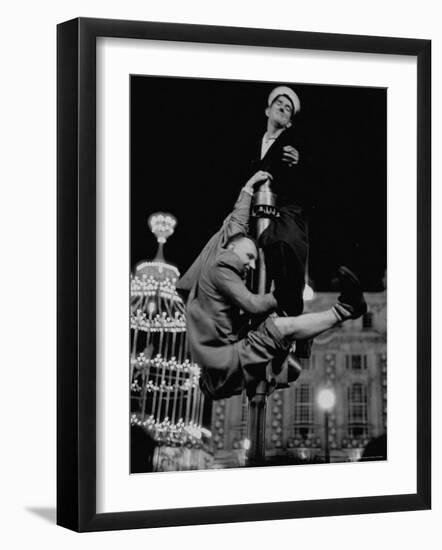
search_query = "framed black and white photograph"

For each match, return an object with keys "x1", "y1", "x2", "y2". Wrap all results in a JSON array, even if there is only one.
[
  {"x1": 57, "y1": 17, "x2": 431, "y2": 532},
  {"x1": 129, "y1": 75, "x2": 387, "y2": 474}
]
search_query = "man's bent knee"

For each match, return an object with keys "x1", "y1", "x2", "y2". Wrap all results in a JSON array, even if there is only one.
[{"x1": 272, "y1": 316, "x2": 299, "y2": 338}]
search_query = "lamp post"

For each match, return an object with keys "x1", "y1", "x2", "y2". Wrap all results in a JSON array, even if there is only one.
[
  {"x1": 247, "y1": 178, "x2": 277, "y2": 465},
  {"x1": 317, "y1": 388, "x2": 336, "y2": 463}
]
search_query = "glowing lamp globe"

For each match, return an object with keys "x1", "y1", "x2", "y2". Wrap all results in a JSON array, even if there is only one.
[
  {"x1": 317, "y1": 388, "x2": 336, "y2": 411},
  {"x1": 148, "y1": 213, "x2": 177, "y2": 244}
]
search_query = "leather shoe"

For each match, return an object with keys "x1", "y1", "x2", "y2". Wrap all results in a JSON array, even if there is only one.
[{"x1": 335, "y1": 266, "x2": 367, "y2": 320}]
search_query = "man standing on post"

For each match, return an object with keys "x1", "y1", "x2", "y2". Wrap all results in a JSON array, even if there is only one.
[
  {"x1": 177, "y1": 171, "x2": 366, "y2": 401},
  {"x1": 251, "y1": 86, "x2": 312, "y2": 361}
]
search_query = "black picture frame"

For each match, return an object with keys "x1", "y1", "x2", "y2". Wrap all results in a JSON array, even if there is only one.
[{"x1": 57, "y1": 17, "x2": 431, "y2": 532}]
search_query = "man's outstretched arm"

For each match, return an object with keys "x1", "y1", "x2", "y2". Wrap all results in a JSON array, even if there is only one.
[
  {"x1": 220, "y1": 170, "x2": 272, "y2": 244},
  {"x1": 177, "y1": 171, "x2": 272, "y2": 297}
]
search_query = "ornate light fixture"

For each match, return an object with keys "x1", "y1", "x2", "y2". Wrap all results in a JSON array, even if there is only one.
[{"x1": 130, "y1": 213, "x2": 208, "y2": 458}]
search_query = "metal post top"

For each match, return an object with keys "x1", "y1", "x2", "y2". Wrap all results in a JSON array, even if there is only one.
[
  {"x1": 252, "y1": 180, "x2": 278, "y2": 218},
  {"x1": 253, "y1": 188, "x2": 276, "y2": 207}
]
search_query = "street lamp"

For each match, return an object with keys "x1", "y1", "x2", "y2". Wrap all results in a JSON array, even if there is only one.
[{"x1": 317, "y1": 388, "x2": 336, "y2": 463}]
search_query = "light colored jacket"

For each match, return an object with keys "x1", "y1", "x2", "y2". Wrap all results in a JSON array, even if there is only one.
[{"x1": 176, "y1": 189, "x2": 276, "y2": 377}]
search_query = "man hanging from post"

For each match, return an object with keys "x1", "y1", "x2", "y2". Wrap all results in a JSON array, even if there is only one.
[{"x1": 176, "y1": 170, "x2": 367, "y2": 401}]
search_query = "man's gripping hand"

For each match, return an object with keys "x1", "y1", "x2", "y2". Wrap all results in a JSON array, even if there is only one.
[
  {"x1": 282, "y1": 145, "x2": 299, "y2": 167},
  {"x1": 243, "y1": 170, "x2": 273, "y2": 195}
]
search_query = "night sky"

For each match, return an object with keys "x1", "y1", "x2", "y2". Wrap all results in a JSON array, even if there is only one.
[{"x1": 131, "y1": 76, "x2": 386, "y2": 291}]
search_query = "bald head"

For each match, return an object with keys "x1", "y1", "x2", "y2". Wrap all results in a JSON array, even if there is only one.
[{"x1": 227, "y1": 236, "x2": 258, "y2": 276}]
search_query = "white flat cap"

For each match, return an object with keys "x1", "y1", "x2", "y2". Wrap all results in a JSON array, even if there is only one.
[{"x1": 268, "y1": 86, "x2": 301, "y2": 114}]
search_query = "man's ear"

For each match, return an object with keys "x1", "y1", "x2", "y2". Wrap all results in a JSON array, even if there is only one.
[
  {"x1": 265, "y1": 107, "x2": 270, "y2": 118},
  {"x1": 285, "y1": 121, "x2": 292, "y2": 128}
]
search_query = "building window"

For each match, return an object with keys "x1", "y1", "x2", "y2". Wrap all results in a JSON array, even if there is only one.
[
  {"x1": 294, "y1": 384, "x2": 314, "y2": 440},
  {"x1": 345, "y1": 354, "x2": 368, "y2": 370},
  {"x1": 347, "y1": 383, "x2": 368, "y2": 437},
  {"x1": 362, "y1": 312, "x2": 373, "y2": 329}
]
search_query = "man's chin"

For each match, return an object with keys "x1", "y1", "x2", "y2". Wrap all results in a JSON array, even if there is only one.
[{"x1": 273, "y1": 120, "x2": 287, "y2": 130}]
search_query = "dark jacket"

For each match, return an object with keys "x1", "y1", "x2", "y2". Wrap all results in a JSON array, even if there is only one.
[
  {"x1": 256, "y1": 126, "x2": 311, "y2": 208},
  {"x1": 252, "y1": 127, "x2": 310, "y2": 319}
]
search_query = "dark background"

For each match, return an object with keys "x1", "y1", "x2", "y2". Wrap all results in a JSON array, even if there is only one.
[{"x1": 131, "y1": 76, "x2": 386, "y2": 291}]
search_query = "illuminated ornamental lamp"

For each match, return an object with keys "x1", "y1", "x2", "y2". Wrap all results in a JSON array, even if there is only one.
[
  {"x1": 316, "y1": 387, "x2": 336, "y2": 463},
  {"x1": 130, "y1": 212, "x2": 209, "y2": 465}
]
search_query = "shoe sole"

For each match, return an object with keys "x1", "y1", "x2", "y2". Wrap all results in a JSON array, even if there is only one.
[
  {"x1": 338, "y1": 265, "x2": 360, "y2": 286},
  {"x1": 337, "y1": 266, "x2": 367, "y2": 318}
]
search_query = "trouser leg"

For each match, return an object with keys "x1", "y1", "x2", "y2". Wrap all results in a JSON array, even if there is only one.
[
  {"x1": 263, "y1": 241, "x2": 311, "y2": 358},
  {"x1": 264, "y1": 241, "x2": 304, "y2": 314},
  {"x1": 273, "y1": 309, "x2": 338, "y2": 340}
]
